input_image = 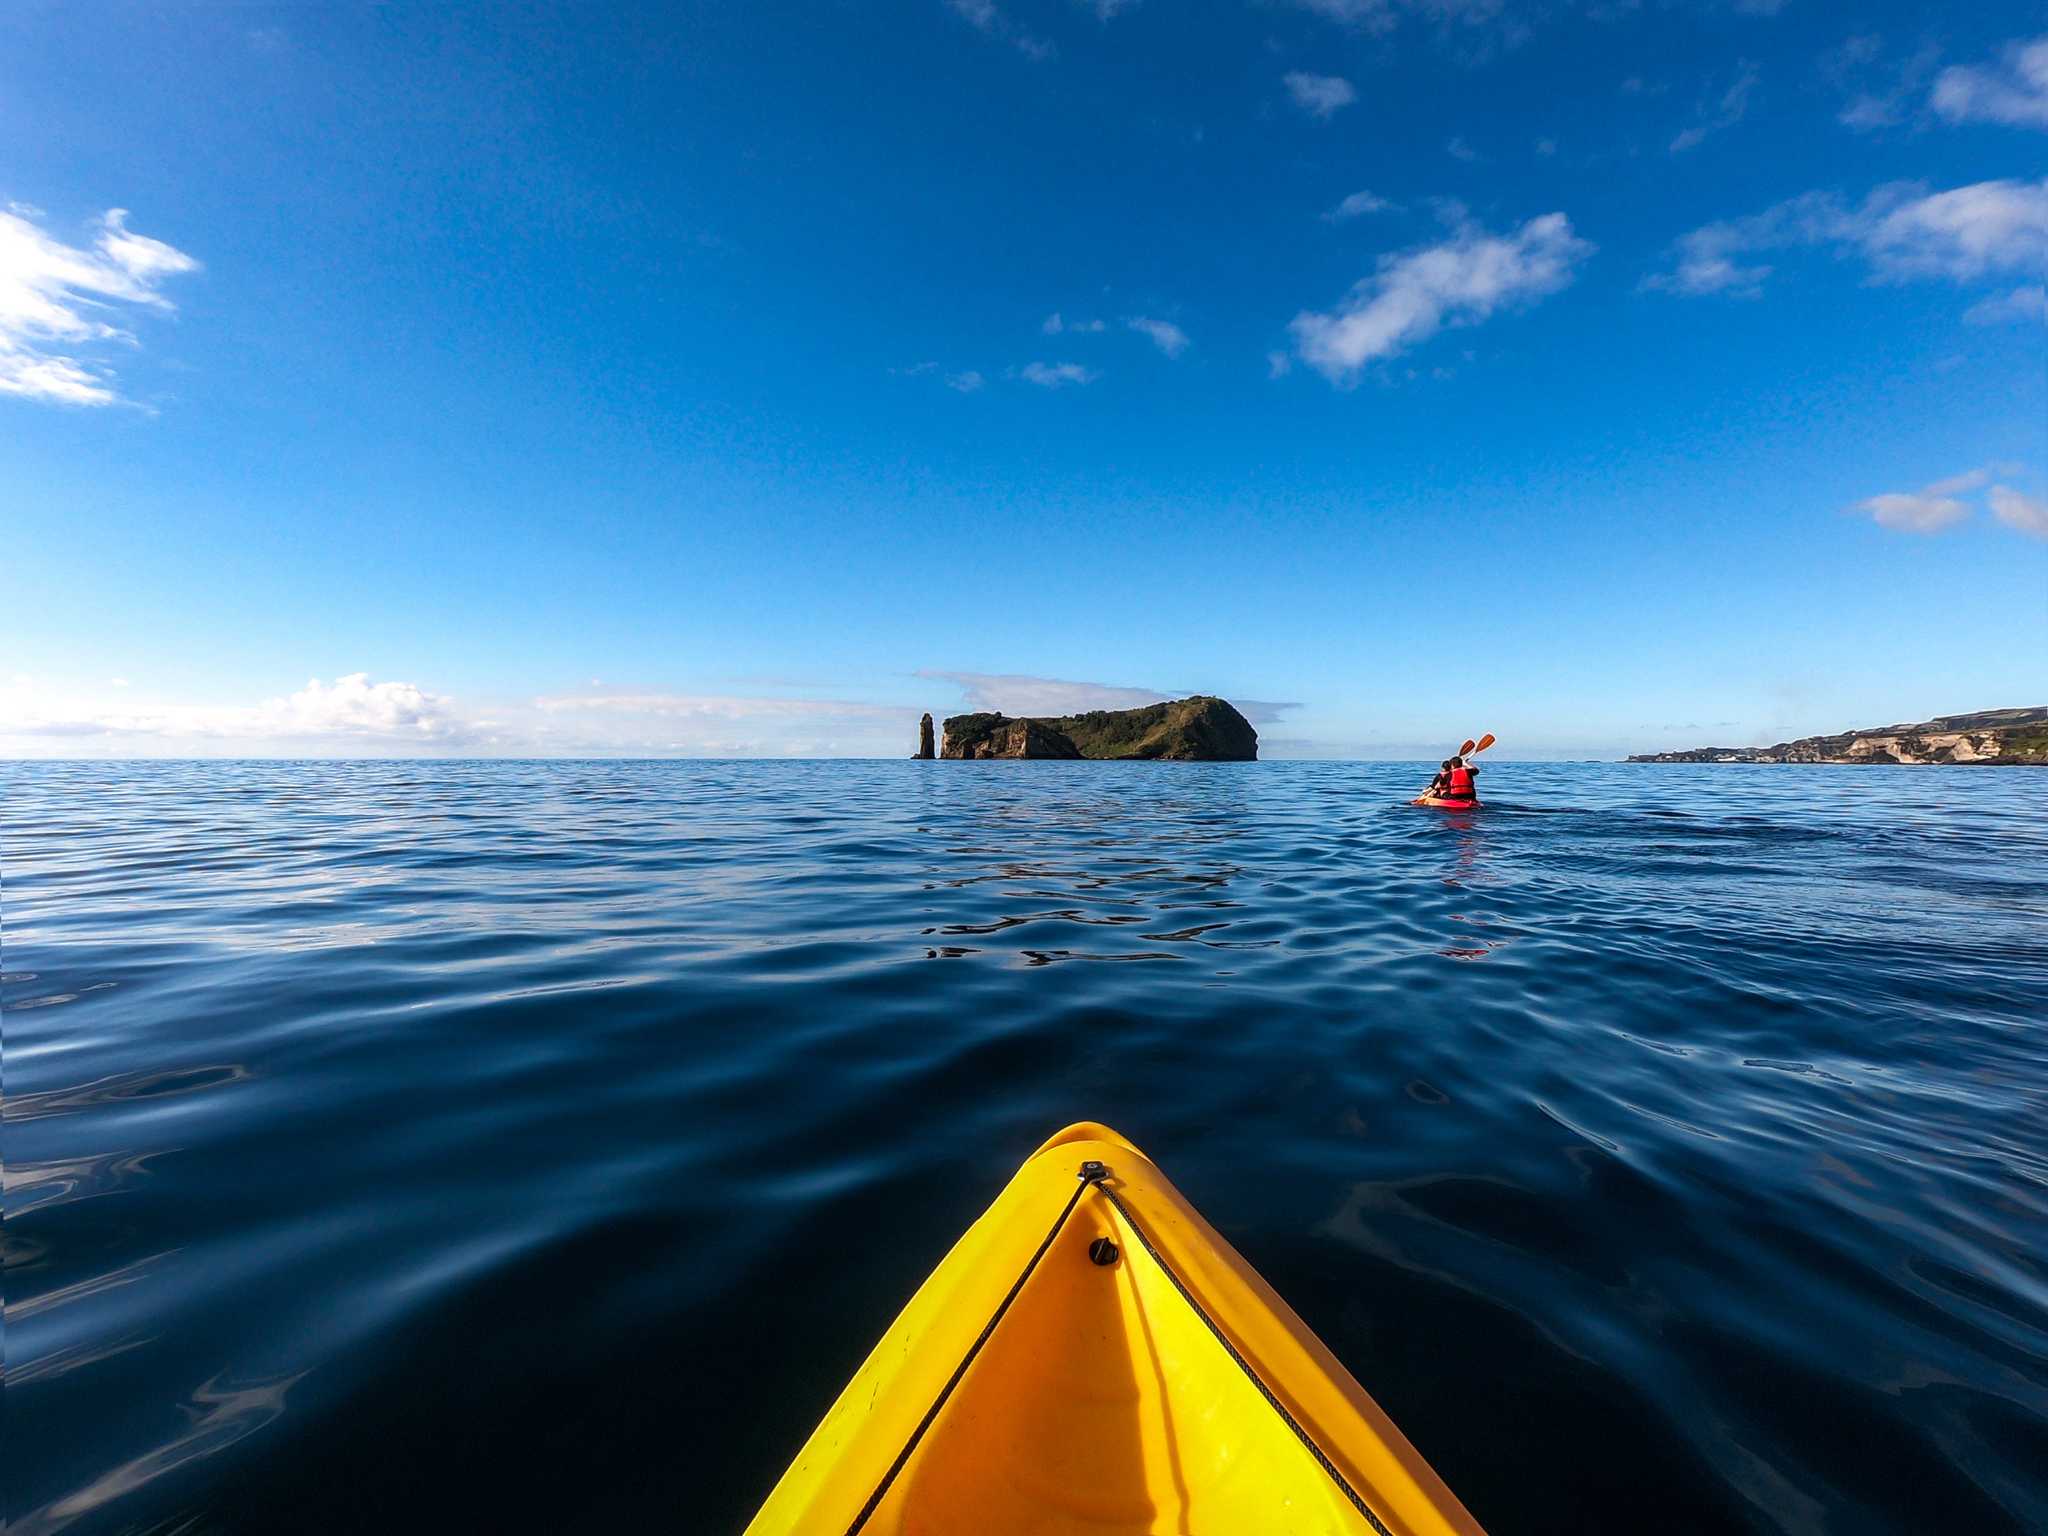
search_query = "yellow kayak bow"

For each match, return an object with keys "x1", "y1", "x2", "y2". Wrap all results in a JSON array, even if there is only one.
[{"x1": 746, "y1": 1122, "x2": 1484, "y2": 1536}]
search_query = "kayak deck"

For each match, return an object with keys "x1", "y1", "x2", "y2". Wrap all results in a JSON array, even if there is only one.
[
  {"x1": 746, "y1": 1123, "x2": 1482, "y2": 1536},
  {"x1": 1412, "y1": 796, "x2": 1481, "y2": 809}
]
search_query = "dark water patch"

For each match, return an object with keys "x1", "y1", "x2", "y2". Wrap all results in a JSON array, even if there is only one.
[{"x1": 3, "y1": 759, "x2": 2045, "y2": 1534}]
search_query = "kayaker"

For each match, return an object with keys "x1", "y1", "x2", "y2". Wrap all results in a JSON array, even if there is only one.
[{"x1": 1433, "y1": 754, "x2": 1478, "y2": 804}]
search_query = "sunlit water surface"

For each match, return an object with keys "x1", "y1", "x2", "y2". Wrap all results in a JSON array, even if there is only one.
[{"x1": 5, "y1": 760, "x2": 2046, "y2": 1534}]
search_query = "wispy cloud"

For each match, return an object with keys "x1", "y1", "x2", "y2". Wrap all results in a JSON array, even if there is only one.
[
  {"x1": 896, "y1": 361, "x2": 986, "y2": 392},
  {"x1": 1850, "y1": 469, "x2": 1988, "y2": 533},
  {"x1": 1827, "y1": 35, "x2": 1940, "y2": 132},
  {"x1": 0, "y1": 206, "x2": 199, "y2": 406},
  {"x1": 1283, "y1": 72, "x2": 1357, "y2": 119},
  {"x1": 1288, "y1": 0, "x2": 1399, "y2": 34},
  {"x1": 1078, "y1": 0, "x2": 1139, "y2": 18},
  {"x1": 921, "y1": 671, "x2": 1171, "y2": 715},
  {"x1": 534, "y1": 691, "x2": 906, "y2": 721},
  {"x1": 1290, "y1": 1, "x2": 1771, "y2": 51},
  {"x1": 1020, "y1": 360, "x2": 1099, "y2": 386},
  {"x1": 1126, "y1": 316, "x2": 1189, "y2": 357},
  {"x1": 917, "y1": 670, "x2": 1301, "y2": 724},
  {"x1": 1932, "y1": 34, "x2": 2048, "y2": 130},
  {"x1": 1671, "y1": 60, "x2": 1759, "y2": 152},
  {"x1": 1286, "y1": 0, "x2": 1519, "y2": 42},
  {"x1": 1848, "y1": 467, "x2": 2046, "y2": 539},
  {"x1": 1646, "y1": 178, "x2": 2048, "y2": 296},
  {"x1": 1042, "y1": 312, "x2": 1106, "y2": 335},
  {"x1": 1324, "y1": 189, "x2": 1395, "y2": 222},
  {"x1": 1989, "y1": 485, "x2": 2048, "y2": 539},
  {"x1": 1289, "y1": 211, "x2": 1593, "y2": 383},
  {"x1": 1445, "y1": 135, "x2": 1481, "y2": 162},
  {"x1": 1645, "y1": 191, "x2": 1842, "y2": 296},
  {"x1": 1964, "y1": 285, "x2": 2047, "y2": 326},
  {"x1": 943, "y1": 0, "x2": 1054, "y2": 61}
]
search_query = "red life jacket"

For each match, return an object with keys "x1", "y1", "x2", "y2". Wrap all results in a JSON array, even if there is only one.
[{"x1": 1444, "y1": 765, "x2": 1476, "y2": 799}]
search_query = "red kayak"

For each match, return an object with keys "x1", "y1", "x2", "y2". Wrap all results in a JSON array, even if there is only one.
[{"x1": 1413, "y1": 795, "x2": 1481, "y2": 809}]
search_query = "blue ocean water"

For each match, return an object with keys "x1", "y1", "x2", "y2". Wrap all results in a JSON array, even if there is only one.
[{"x1": 4, "y1": 759, "x2": 2045, "y2": 1534}]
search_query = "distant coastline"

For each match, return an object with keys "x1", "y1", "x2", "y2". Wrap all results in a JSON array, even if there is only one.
[{"x1": 1626, "y1": 707, "x2": 2048, "y2": 765}]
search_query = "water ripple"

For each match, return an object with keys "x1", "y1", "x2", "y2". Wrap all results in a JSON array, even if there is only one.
[{"x1": 3, "y1": 759, "x2": 2044, "y2": 1534}]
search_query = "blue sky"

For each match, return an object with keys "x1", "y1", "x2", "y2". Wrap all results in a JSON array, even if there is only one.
[{"x1": 2, "y1": 0, "x2": 2043, "y2": 758}]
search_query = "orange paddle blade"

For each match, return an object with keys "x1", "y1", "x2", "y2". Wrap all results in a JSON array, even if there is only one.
[
  {"x1": 1471, "y1": 733, "x2": 1496, "y2": 755},
  {"x1": 1457, "y1": 739, "x2": 1475, "y2": 756}
]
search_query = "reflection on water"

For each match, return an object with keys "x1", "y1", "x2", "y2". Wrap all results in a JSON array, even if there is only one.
[{"x1": 3, "y1": 759, "x2": 2045, "y2": 1534}]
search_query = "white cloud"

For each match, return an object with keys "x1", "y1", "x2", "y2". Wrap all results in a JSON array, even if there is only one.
[
  {"x1": 1989, "y1": 485, "x2": 2048, "y2": 538},
  {"x1": 1020, "y1": 360, "x2": 1099, "y2": 386},
  {"x1": 1284, "y1": 72, "x2": 1357, "y2": 119},
  {"x1": 0, "y1": 673, "x2": 465, "y2": 745},
  {"x1": 1289, "y1": 211, "x2": 1593, "y2": 382},
  {"x1": 1844, "y1": 467, "x2": 2048, "y2": 539},
  {"x1": 1932, "y1": 35, "x2": 2048, "y2": 130},
  {"x1": 0, "y1": 207, "x2": 199, "y2": 406},
  {"x1": 1861, "y1": 179, "x2": 2048, "y2": 280},
  {"x1": 947, "y1": 369, "x2": 986, "y2": 392},
  {"x1": 1648, "y1": 178, "x2": 2048, "y2": 296},
  {"x1": 1850, "y1": 469, "x2": 1987, "y2": 533},
  {"x1": 1325, "y1": 190, "x2": 1394, "y2": 222},
  {"x1": 1126, "y1": 316, "x2": 1189, "y2": 357},
  {"x1": 1079, "y1": 0, "x2": 1138, "y2": 17},
  {"x1": 1266, "y1": 349, "x2": 1293, "y2": 378},
  {"x1": 1041, "y1": 313, "x2": 1106, "y2": 335},
  {"x1": 1671, "y1": 60, "x2": 1759, "y2": 153},
  {"x1": 1446, "y1": 135, "x2": 1480, "y2": 162},
  {"x1": 268, "y1": 674, "x2": 459, "y2": 736},
  {"x1": 1965, "y1": 285, "x2": 2048, "y2": 325}
]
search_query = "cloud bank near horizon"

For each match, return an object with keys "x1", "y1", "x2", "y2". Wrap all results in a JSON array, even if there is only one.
[{"x1": 1, "y1": 671, "x2": 1314, "y2": 757}]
